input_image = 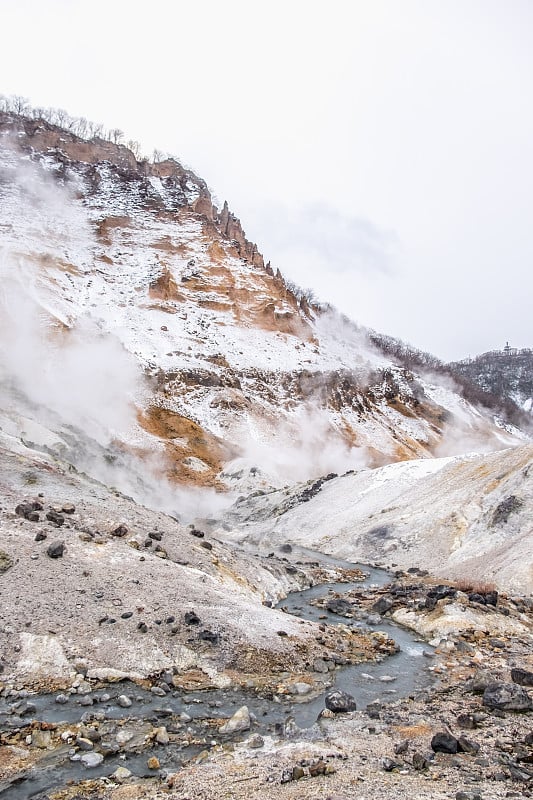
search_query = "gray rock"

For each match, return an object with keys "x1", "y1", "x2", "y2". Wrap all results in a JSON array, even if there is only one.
[
  {"x1": 154, "y1": 726, "x2": 169, "y2": 745},
  {"x1": 483, "y1": 682, "x2": 533, "y2": 711},
  {"x1": 457, "y1": 736, "x2": 480, "y2": 754},
  {"x1": 81, "y1": 751, "x2": 104, "y2": 768},
  {"x1": 413, "y1": 751, "x2": 429, "y2": 770},
  {"x1": 55, "y1": 693, "x2": 69, "y2": 704},
  {"x1": 326, "y1": 598, "x2": 353, "y2": 615},
  {"x1": 372, "y1": 597, "x2": 393, "y2": 614},
  {"x1": 111, "y1": 766, "x2": 132, "y2": 782},
  {"x1": 117, "y1": 694, "x2": 132, "y2": 708},
  {"x1": 511, "y1": 667, "x2": 533, "y2": 687},
  {"x1": 47, "y1": 541, "x2": 65, "y2": 559},
  {"x1": 325, "y1": 690, "x2": 357, "y2": 713},
  {"x1": 76, "y1": 737, "x2": 94, "y2": 750},
  {"x1": 219, "y1": 705, "x2": 250, "y2": 734}
]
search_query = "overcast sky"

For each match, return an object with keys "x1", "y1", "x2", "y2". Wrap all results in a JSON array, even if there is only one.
[{"x1": 2, "y1": 0, "x2": 532, "y2": 360}]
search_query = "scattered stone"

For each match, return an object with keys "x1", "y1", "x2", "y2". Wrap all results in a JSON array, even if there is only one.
[
  {"x1": 32, "y1": 729, "x2": 52, "y2": 748},
  {"x1": 413, "y1": 751, "x2": 429, "y2": 770},
  {"x1": 155, "y1": 726, "x2": 169, "y2": 745},
  {"x1": 483, "y1": 682, "x2": 533, "y2": 712},
  {"x1": 511, "y1": 668, "x2": 533, "y2": 687},
  {"x1": 313, "y1": 658, "x2": 329, "y2": 673},
  {"x1": 326, "y1": 598, "x2": 353, "y2": 615},
  {"x1": 111, "y1": 525, "x2": 128, "y2": 537},
  {"x1": 76, "y1": 737, "x2": 94, "y2": 750},
  {"x1": 0, "y1": 550, "x2": 14, "y2": 574},
  {"x1": 457, "y1": 736, "x2": 480, "y2": 754},
  {"x1": 372, "y1": 597, "x2": 393, "y2": 614},
  {"x1": 200, "y1": 540, "x2": 213, "y2": 550},
  {"x1": 117, "y1": 695, "x2": 132, "y2": 708},
  {"x1": 79, "y1": 696, "x2": 93, "y2": 706},
  {"x1": 34, "y1": 531, "x2": 47, "y2": 542},
  {"x1": 112, "y1": 766, "x2": 132, "y2": 782},
  {"x1": 81, "y1": 752, "x2": 104, "y2": 768},
  {"x1": 137, "y1": 622, "x2": 148, "y2": 633},
  {"x1": 248, "y1": 734, "x2": 264, "y2": 748},
  {"x1": 468, "y1": 670, "x2": 494, "y2": 694},
  {"x1": 289, "y1": 682, "x2": 313, "y2": 695},
  {"x1": 431, "y1": 732, "x2": 459, "y2": 754},
  {"x1": 15, "y1": 503, "x2": 40, "y2": 522},
  {"x1": 325, "y1": 690, "x2": 357, "y2": 713},
  {"x1": 199, "y1": 629, "x2": 219, "y2": 644},
  {"x1": 46, "y1": 510, "x2": 65, "y2": 526},
  {"x1": 62, "y1": 503, "x2": 76, "y2": 514},
  {"x1": 220, "y1": 705, "x2": 251, "y2": 734},
  {"x1": 381, "y1": 757, "x2": 400, "y2": 772},
  {"x1": 47, "y1": 541, "x2": 65, "y2": 559},
  {"x1": 457, "y1": 713, "x2": 477, "y2": 729},
  {"x1": 150, "y1": 686, "x2": 166, "y2": 697},
  {"x1": 184, "y1": 611, "x2": 200, "y2": 625},
  {"x1": 147, "y1": 756, "x2": 160, "y2": 770},
  {"x1": 309, "y1": 760, "x2": 328, "y2": 776},
  {"x1": 149, "y1": 530, "x2": 162, "y2": 541},
  {"x1": 55, "y1": 693, "x2": 69, "y2": 704}
]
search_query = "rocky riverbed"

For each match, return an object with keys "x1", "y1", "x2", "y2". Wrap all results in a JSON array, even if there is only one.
[{"x1": 0, "y1": 441, "x2": 532, "y2": 799}]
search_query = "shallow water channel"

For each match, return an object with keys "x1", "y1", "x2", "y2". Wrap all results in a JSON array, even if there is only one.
[{"x1": 0, "y1": 556, "x2": 434, "y2": 799}]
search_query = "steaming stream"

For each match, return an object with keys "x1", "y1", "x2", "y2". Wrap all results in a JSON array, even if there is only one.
[{"x1": 0, "y1": 557, "x2": 435, "y2": 799}]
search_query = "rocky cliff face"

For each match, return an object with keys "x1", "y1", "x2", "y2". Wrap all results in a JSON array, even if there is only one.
[{"x1": 0, "y1": 111, "x2": 528, "y2": 499}]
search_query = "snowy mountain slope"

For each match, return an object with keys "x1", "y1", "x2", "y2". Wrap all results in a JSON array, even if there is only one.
[
  {"x1": 0, "y1": 111, "x2": 528, "y2": 500},
  {"x1": 212, "y1": 444, "x2": 533, "y2": 593}
]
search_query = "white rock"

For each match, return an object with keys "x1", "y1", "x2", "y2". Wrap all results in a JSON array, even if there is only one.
[
  {"x1": 81, "y1": 751, "x2": 104, "y2": 768},
  {"x1": 219, "y1": 705, "x2": 251, "y2": 734},
  {"x1": 117, "y1": 694, "x2": 132, "y2": 708}
]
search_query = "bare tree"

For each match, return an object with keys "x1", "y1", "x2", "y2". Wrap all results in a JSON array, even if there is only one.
[
  {"x1": 110, "y1": 128, "x2": 124, "y2": 144},
  {"x1": 9, "y1": 95, "x2": 30, "y2": 115},
  {"x1": 152, "y1": 148, "x2": 165, "y2": 163},
  {"x1": 54, "y1": 108, "x2": 70, "y2": 127},
  {"x1": 126, "y1": 139, "x2": 141, "y2": 159}
]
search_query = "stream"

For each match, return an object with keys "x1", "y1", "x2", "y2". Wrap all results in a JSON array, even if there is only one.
[{"x1": 0, "y1": 556, "x2": 434, "y2": 799}]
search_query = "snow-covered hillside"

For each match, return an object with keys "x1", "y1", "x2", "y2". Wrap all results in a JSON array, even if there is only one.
[
  {"x1": 0, "y1": 111, "x2": 528, "y2": 501},
  {"x1": 213, "y1": 444, "x2": 533, "y2": 593}
]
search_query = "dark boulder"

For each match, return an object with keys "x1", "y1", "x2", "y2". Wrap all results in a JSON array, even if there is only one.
[
  {"x1": 184, "y1": 611, "x2": 200, "y2": 625},
  {"x1": 46, "y1": 541, "x2": 65, "y2": 559},
  {"x1": 199, "y1": 629, "x2": 219, "y2": 644},
  {"x1": 46, "y1": 510, "x2": 65, "y2": 526},
  {"x1": 15, "y1": 503, "x2": 40, "y2": 522},
  {"x1": 511, "y1": 668, "x2": 533, "y2": 687},
  {"x1": 326, "y1": 598, "x2": 353, "y2": 616},
  {"x1": 372, "y1": 597, "x2": 393, "y2": 614},
  {"x1": 111, "y1": 524, "x2": 128, "y2": 537},
  {"x1": 483, "y1": 682, "x2": 533, "y2": 712},
  {"x1": 325, "y1": 689, "x2": 357, "y2": 713},
  {"x1": 431, "y1": 732, "x2": 459, "y2": 754}
]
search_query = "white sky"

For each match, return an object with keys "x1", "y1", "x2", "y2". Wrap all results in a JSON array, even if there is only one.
[{"x1": 2, "y1": 0, "x2": 532, "y2": 360}]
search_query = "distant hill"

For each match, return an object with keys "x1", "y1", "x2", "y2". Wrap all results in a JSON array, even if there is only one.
[{"x1": 449, "y1": 345, "x2": 533, "y2": 417}]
